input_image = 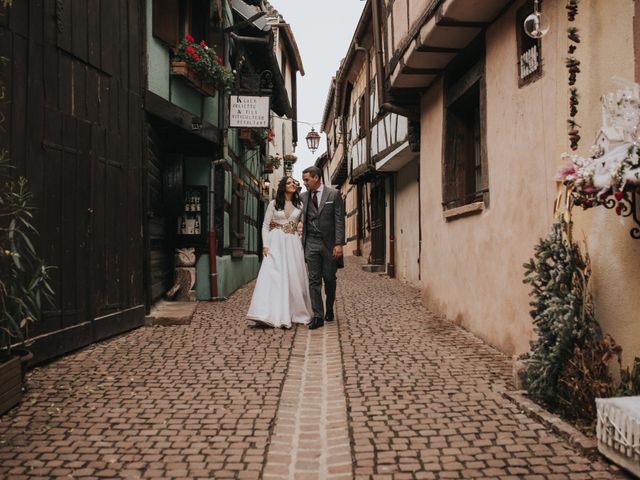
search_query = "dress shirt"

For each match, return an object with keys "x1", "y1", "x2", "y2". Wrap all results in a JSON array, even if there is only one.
[{"x1": 311, "y1": 184, "x2": 324, "y2": 206}]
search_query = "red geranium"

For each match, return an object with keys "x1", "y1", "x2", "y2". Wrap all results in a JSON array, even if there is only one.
[
  {"x1": 614, "y1": 191, "x2": 624, "y2": 201},
  {"x1": 216, "y1": 56, "x2": 223, "y2": 64},
  {"x1": 200, "y1": 40, "x2": 207, "y2": 48},
  {"x1": 185, "y1": 46, "x2": 195, "y2": 56},
  {"x1": 192, "y1": 53, "x2": 199, "y2": 62},
  {"x1": 185, "y1": 34, "x2": 195, "y2": 43}
]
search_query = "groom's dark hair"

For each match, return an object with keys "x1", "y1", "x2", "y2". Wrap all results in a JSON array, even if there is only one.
[{"x1": 302, "y1": 166, "x2": 322, "y2": 179}]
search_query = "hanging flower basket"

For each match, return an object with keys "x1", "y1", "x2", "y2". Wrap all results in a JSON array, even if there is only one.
[
  {"x1": 555, "y1": 79, "x2": 640, "y2": 239},
  {"x1": 170, "y1": 60, "x2": 217, "y2": 97},
  {"x1": 263, "y1": 162, "x2": 274, "y2": 174}
]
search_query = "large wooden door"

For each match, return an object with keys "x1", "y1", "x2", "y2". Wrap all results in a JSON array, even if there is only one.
[
  {"x1": 0, "y1": 0, "x2": 146, "y2": 362},
  {"x1": 370, "y1": 181, "x2": 386, "y2": 266}
]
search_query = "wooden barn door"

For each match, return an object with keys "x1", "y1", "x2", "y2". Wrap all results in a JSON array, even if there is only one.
[{"x1": 0, "y1": 0, "x2": 146, "y2": 361}]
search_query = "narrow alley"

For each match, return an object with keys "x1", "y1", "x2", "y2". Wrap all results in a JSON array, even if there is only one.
[{"x1": 0, "y1": 260, "x2": 628, "y2": 479}]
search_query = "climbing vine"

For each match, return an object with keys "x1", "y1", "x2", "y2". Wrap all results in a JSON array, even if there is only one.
[{"x1": 566, "y1": 0, "x2": 581, "y2": 150}]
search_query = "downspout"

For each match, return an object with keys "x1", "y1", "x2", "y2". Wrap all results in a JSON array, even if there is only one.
[
  {"x1": 371, "y1": 0, "x2": 386, "y2": 109},
  {"x1": 209, "y1": 29, "x2": 231, "y2": 302},
  {"x1": 209, "y1": 160, "x2": 221, "y2": 300}
]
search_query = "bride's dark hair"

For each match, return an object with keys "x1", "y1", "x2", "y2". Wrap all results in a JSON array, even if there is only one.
[{"x1": 274, "y1": 176, "x2": 302, "y2": 211}]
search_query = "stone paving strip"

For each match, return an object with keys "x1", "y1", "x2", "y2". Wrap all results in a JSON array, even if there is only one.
[{"x1": 263, "y1": 319, "x2": 352, "y2": 480}]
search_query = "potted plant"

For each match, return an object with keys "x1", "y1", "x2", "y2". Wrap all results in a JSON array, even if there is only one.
[
  {"x1": 171, "y1": 34, "x2": 235, "y2": 97},
  {"x1": 0, "y1": 150, "x2": 54, "y2": 413},
  {"x1": 264, "y1": 154, "x2": 282, "y2": 174}
]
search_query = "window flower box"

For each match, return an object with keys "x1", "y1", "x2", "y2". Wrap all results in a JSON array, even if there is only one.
[
  {"x1": 170, "y1": 60, "x2": 217, "y2": 97},
  {"x1": 172, "y1": 34, "x2": 235, "y2": 97}
]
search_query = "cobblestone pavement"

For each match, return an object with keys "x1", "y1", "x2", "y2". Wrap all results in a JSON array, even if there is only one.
[
  {"x1": 336, "y1": 259, "x2": 628, "y2": 480},
  {"x1": 0, "y1": 258, "x2": 631, "y2": 479}
]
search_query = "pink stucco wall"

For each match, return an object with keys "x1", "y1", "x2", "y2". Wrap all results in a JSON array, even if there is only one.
[{"x1": 418, "y1": 0, "x2": 640, "y2": 361}]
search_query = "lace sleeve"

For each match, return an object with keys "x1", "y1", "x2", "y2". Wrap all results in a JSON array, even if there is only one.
[{"x1": 262, "y1": 201, "x2": 275, "y2": 248}]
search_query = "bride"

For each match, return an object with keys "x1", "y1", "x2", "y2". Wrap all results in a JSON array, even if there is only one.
[{"x1": 246, "y1": 176, "x2": 313, "y2": 328}]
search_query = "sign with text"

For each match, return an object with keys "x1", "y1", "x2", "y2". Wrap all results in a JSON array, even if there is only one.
[{"x1": 229, "y1": 95, "x2": 270, "y2": 128}]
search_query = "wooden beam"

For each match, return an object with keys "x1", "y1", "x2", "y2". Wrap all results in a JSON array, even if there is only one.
[
  {"x1": 400, "y1": 60, "x2": 442, "y2": 75},
  {"x1": 415, "y1": 44, "x2": 462, "y2": 54},
  {"x1": 435, "y1": 13, "x2": 488, "y2": 29},
  {"x1": 145, "y1": 91, "x2": 221, "y2": 145}
]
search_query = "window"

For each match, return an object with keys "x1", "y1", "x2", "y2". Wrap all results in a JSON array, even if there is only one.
[
  {"x1": 153, "y1": 0, "x2": 180, "y2": 47},
  {"x1": 357, "y1": 96, "x2": 366, "y2": 139},
  {"x1": 442, "y1": 37, "x2": 488, "y2": 212},
  {"x1": 516, "y1": 1, "x2": 543, "y2": 87},
  {"x1": 153, "y1": 0, "x2": 210, "y2": 47}
]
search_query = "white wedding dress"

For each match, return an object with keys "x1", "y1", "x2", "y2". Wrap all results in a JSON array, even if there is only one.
[{"x1": 246, "y1": 200, "x2": 313, "y2": 328}]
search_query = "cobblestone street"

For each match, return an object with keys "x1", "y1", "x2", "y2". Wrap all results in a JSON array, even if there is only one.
[{"x1": 0, "y1": 258, "x2": 631, "y2": 479}]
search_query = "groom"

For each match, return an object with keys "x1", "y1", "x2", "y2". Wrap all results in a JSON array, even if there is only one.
[{"x1": 300, "y1": 166, "x2": 345, "y2": 330}]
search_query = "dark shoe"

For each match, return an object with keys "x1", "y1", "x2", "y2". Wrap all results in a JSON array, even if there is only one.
[
  {"x1": 325, "y1": 310, "x2": 334, "y2": 322},
  {"x1": 308, "y1": 317, "x2": 324, "y2": 330}
]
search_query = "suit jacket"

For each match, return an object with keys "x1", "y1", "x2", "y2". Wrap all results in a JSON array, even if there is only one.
[{"x1": 301, "y1": 186, "x2": 346, "y2": 266}]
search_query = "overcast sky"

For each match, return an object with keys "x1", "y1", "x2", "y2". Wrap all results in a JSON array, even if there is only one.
[{"x1": 270, "y1": 1, "x2": 366, "y2": 180}]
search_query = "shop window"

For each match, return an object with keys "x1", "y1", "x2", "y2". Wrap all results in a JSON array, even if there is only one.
[
  {"x1": 442, "y1": 37, "x2": 488, "y2": 212},
  {"x1": 516, "y1": 0, "x2": 543, "y2": 87}
]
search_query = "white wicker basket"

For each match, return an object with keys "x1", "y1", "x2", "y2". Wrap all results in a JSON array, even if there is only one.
[{"x1": 596, "y1": 396, "x2": 640, "y2": 477}]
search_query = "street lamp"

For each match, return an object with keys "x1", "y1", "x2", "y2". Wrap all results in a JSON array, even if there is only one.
[{"x1": 305, "y1": 127, "x2": 321, "y2": 154}]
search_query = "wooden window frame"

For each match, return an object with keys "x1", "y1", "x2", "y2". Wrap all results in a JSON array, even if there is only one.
[
  {"x1": 153, "y1": 0, "x2": 180, "y2": 47},
  {"x1": 153, "y1": 0, "x2": 211, "y2": 48},
  {"x1": 516, "y1": 0, "x2": 543, "y2": 88},
  {"x1": 441, "y1": 52, "x2": 489, "y2": 216}
]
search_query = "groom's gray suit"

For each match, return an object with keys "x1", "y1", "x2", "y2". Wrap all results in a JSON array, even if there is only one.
[{"x1": 301, "y1": 185, "x2": 346, "y2": 321}]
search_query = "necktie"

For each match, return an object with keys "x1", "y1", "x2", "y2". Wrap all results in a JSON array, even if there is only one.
[{"x1": 312, "y1": 190, "x2": 319, "y2": 209}]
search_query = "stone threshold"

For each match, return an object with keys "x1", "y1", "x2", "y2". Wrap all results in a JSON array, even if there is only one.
[{"x1": 144, "y1": 300, "x2": 198, "y2": 326}]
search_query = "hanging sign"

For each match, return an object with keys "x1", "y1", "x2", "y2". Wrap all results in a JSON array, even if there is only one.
[
  {"x1": 519, "y1": 44, "x2": 540, "y2": 80},
  {"x1": 229, "y1": 95, "x2": 270, "y2": 128}
]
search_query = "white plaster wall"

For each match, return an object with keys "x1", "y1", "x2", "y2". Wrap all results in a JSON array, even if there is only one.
[
  {"x1": 395, "y1": 159, "x2": 421, "y2": 287},
  {"x1": 418, "y1": 0, "x2": 640, "y2": 364}
]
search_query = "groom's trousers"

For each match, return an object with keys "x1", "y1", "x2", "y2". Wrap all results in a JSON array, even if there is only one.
[{"x1": 305, "y1": 235, "x2": 338, "y2": 319}]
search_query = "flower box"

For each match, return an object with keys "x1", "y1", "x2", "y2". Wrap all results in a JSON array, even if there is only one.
[
  {"x1": 170, "y1": 60, "x2": 217, "y2": 98},
  {"x1": 596, "y1": 396, "x2": 640, "y2": 477},
  {"x1": 0, "y1": 356, "x2": 22, "y2": 416}
]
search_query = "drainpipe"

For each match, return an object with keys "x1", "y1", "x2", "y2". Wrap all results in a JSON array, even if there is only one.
[
  {"x1": 371, "y1": 0, "x2": 386, "y2": 109},
  {"x1": 209, "y1": 159, "x2": 227, "y2": 301}
]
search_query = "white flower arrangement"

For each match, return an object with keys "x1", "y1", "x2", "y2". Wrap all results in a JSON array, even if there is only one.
[{"x1": 556, "y1": 78, "x2": 640, "y2": 210}]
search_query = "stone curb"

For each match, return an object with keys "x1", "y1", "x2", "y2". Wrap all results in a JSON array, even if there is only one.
[{"x1": 503, "y1": 390, "x2": 599, "y2": 458}]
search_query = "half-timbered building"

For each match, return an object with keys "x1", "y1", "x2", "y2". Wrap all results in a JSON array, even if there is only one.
[{"x1": 338, "y1": 0, "x2": 640, "y2": 363}]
